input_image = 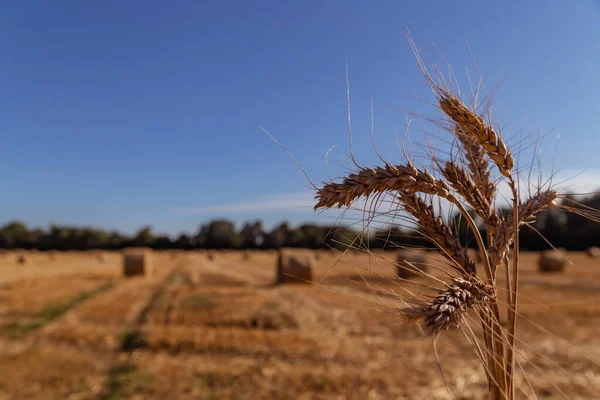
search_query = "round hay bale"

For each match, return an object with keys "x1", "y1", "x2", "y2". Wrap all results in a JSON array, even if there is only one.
[
  {"x1": 586, "y1": 246, "x2": 600, "y2": 258},
  {"x1": 277, "y1": 248, "x2": 314, "y2": 284},
  {"x1": 538, "y1": 250, "x2": 566, "y2": 273},
  {"x1": 396, "y1": 250, "x2": 428, "y2": 279},
  {"x1": 122, "y1": 248, "x2": 153, "y2": 277}
]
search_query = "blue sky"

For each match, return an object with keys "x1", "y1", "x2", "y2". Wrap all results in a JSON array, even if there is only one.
[{"x1": 1, "y1": 1, "x2": 600, "y2": 236}]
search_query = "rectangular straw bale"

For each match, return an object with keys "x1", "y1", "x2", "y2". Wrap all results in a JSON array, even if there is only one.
[
  {"x1": 122, "y1": 247, "x2": 153, "y2": 277},
  {"x1": 276, "y1": 248, "x2": 314, "y2": 284}
]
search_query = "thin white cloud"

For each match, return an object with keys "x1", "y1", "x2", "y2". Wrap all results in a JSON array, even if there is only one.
[
  {"x1": 173, "y1": 191, "x2": 316, "y2": 215},
  {"x1": 171, "y1": 169, "x2": 600, "y2": 230}
]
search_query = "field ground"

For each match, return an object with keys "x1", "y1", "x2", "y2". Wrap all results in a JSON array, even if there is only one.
[{"x1": 0, "y1": 249, "x2": 599, "y2": 399}]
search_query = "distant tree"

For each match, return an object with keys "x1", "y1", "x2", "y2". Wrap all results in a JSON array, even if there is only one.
[
  {"x1": 536, "y1": 209, "x2": 568, "y2": 250},
  {"x1": 26, "y1": 228, "x2": 45, "y2": 250},
  {"x1": 0, "y1": 221, "x2": 29, "y2": 249},
  {"x1": 321, "y1": 225, "x2": 357, "y2": 250},
  {"x1": 47, "y1": 225, "x2": 72, "y2": 250},
  {"x1": 195, "y1": 224, "x2": 209, "y2": 248},
  {"x1": 370, "y1": 226, "x2": 405, "y2": 250},
  {"x1": 175, "y1": 234, "x2": 194, "y2": 250},
  {"x1": 265, "y1": 222, "x2": 289, "y2": 249},
  {"x1": 154, "y1": 235, "x2": 173, "y2": 250},
  {"x1": 107, "y1": 231, "x2": 128, "y2": 249},
  {"x1": 132, "y1": 226, "x2": 155, "y2": 247},
  {"x1": 73, "y1": 228, "x2": 109, "y2": 250},
  {"x1": 239, "y1": 221, "x2": 265, "y2": 249},
  {"x1": 562, "y1": 193, "x2": 600, "y2": 249},
  {"x1": 297, "y1": 224, "x2": 325, "y2": 248},
  {"x1": 288, "y1": 227, "x2": 307, "y2": 248},
  {"x1": 203, "y1": 220, "x2": 240, "y2": 249}
]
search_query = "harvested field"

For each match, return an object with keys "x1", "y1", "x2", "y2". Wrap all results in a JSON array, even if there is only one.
[
  {"x1": 0, "y1": 251, "x2": 123, "y2": 284},
  {"x1": 0, "y1": 342, "x2": 111, "y2": 399},
  {"x1": 0, "y1": 250, "x2": 598, "y2": 399},
  {"x1": 0, "y1": 275, "x2": 111, "y2": 317}
]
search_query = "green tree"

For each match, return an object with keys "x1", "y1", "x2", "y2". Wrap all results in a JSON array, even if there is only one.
[
  {"x1": 154, "y1": 235, "x2": 173, "y2": 249},
  {"x1": 175, "y1": 234, "x2": 194, "y2": 250},
  {"x1": 265, "y1": 222, "x2": 289, "y2": 249},
  {"x1": 203, "y1": 220, "x2": 240, "y2": 249},
  {"x1": 0, "y1": 221, "x2": 29, "y2": 249},
  {"x1": 240, "y1": 221, "x2": 265, "y2": 248},
  {"x1": 107, "y1": 231, "x2": 127, "y2": 249},
  {"x1": 132, "y1": 226, "x2": 155, "y2": 247}
]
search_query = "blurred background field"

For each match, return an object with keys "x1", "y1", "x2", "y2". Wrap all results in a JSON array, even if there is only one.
[{"x1": 0, "y1": 249, "x2": 598, "y2": 399}]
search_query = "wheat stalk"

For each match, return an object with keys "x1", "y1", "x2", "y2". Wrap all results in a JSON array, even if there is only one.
[{"x1": 310, "y1": 40, "x2": 562, "y2": 399}]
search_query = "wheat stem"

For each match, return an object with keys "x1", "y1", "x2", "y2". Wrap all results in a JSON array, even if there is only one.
[{"x1": 505, "y1": 180, "x2": 519, "y2": 399}]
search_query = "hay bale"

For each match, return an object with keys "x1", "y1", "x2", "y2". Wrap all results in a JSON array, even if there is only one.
[
  {"x1": 396, "y1": 250, "x2": 428, "y2": 279},
  {"x1": 276, "y1": 249, "x2": 314, "y2": 284},
  {"x1": 538, "y1": 250, "x2": 566, "y2": 273},
  {"x1": 122, "y1": 248, "x2": 152, "y2": 277},
  {"x1": 242, "y1": 251, "x2": 251, "y2": 261},
  {"x1": 586, "y1": 247, "x2": 600, "y2": 258}
]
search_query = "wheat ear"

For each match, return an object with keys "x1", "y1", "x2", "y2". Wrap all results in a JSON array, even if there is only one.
[
  {"x1": 400, "y1": 274, "x2": 494, "y2": 335},
  {"x1": 314, "y1": 162, "x2": 455, "y2": 210},
  {"x1": 438, "y1": 93, "x2": 514, "y2": 179}
]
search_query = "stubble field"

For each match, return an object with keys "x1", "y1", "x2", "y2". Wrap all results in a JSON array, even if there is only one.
[{"x1": 0, "y1": 249, "x2": 599, "y2": 399}]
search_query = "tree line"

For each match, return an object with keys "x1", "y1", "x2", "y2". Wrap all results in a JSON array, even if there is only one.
[
  {"x1": 0, "y1": 220, "x2": 359, "y2": 251},
  {"x1": 1, "y1": 193, "x2": 598, "y2": 251}
]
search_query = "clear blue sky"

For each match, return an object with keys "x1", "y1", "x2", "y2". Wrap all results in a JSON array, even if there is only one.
[{"x1": 1, "y1": 1, "x2": 600, "y2": 236}]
